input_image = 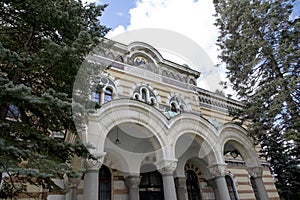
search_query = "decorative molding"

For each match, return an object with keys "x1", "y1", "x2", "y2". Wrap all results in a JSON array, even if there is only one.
[
  {"x1": 247, "y1": 167, "x2": 263, "y2": 178},
  {"x1": 208, "y1": 164, "x2": 227, "y2": 177},
  {"x1": 125, "y1": 175, "x2": 141, "y2": 188},
  {"x1": 156, "y1": 160, "x2": 177, "y2": 175},
  {"x1": 82, "y1": 153, "x2": 106, "y2": 170}
]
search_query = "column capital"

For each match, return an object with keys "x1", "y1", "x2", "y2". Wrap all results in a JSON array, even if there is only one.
[
  {"x1": 208, "y1": 164, "x2": 227, "y2": 177},
  {"x1": 247, "y1": 167, "x2": 263, "y2": 178},
  {"x1": 125, "y1": 175, "x2": 141, "y2": 189},
  {"x1": 156, "y1": 160, "x2": 177, "y2": 175},
  {"x1": 82, "y1": 153, "x2": 106, "y2": 170}
]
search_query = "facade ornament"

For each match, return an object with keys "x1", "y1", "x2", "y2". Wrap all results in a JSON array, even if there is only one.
[
  {"x1": 125, "y1": 175, "x2": 141, "y2": 188},
  {"x1": 82, "y1": 153, "x2": 106, "y2": 170},
  {"x1": 156, "y1": 160, "x2": 177, "y2": 175},
  {"x1": 247, "y1": 167, "x2": 263, "y2": 178},
  {"x1": 208, "y1": 164, "x2": 227, "y2": 177}
]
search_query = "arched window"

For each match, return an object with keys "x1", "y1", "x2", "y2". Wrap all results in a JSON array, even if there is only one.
[
  {"x1": 132, "y1": 85, "x2": 158, "y2": 106},
  {"x1": 225, "y1": 175, "x2": 239, "y2": 200},
  {"x1": 104, "y1": 87, "x2": 113, "y2": 103},
  {"x1": 140, "y1": 171, "x2": 164, "y2": 200},
  {"x1": 186, "y1": 170, "x2": 201, "y2": 200},
  {"x1": 169, "y1": 95, "x2": 188, "y2": 114},
  {"x1": 92, "y1": 83, "x2": 115, "y2": 108},
  {"x1": 141, "y1": 88, "x2": 147, "y2": 101},
  {"x1": 99, "y1": 165, "x2": 111, "y2": 200},
  {"x1": 250, "y1": 176, "x2": 259, "y2": 200},
  {"x1": 171, "y1": 103, "x2": 178, "y2": 113}
]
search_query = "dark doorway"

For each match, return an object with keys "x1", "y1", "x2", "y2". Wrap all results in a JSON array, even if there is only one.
[
  {"x1": 99, "y1": 165, "x2": 111, "y2": 200},
  {"x1": 225, "y1": 175, "x2": 238, "y2": 200},
  {"x1": 186, "y1": 170, "x2": 201, "y2": 200},
  {"x1": 139, "y1": 170, "x2": 164, "y2": 200}
]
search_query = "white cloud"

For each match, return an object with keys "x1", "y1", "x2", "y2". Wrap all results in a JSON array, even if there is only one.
[
  {"x1": 107, "y1": 0, "x2": 219, "y2": 62},
  {"x1": 106, "y1": 0, "x2": 236, "y2": 95}
]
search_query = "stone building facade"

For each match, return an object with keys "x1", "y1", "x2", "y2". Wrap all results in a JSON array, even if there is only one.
[{"x1": 56, "y1": 40, "x2": 279, "y2": 200}]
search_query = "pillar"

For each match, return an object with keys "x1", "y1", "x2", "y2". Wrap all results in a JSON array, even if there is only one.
[
  {"x1": 125, "y1": 175, "x2": 141, "y2": 200},
  {"x1": 82, "y1": 156, "x2": 104, "y2": 200},
  {"x1": 208, "y1": 164, "x2": 231, "y2": 200},
  {"x1": 207, "y1": 178, "x2": 220, "y2": 200},
  {"x1": 247, "y1": 167, "x2": 269, "y2": 200},
  {"x1": 64, "y1": 174, "x2": 82, "y2": 200},
  {"x1": 175, "y1": 177, "x2": 187, "y2": 200},
  {"x1": 157, "y1": 160, "x2": 178, "y2": 200}
]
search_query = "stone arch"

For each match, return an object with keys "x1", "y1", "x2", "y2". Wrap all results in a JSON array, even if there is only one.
[
  {"x1": 87, "y1": 99, "x2": 170, "y2": 162},
  {"x1": 218, "y1": 123, "x2": 261, "y2": 167},
  {"x1": 131, "y1": 83, "x2": 160, "y2": 106},
  {"x1": 167, "y1": 94, "x2": 190, "y2": 112},
  {"x1": 127, "y1": 41, "x2": 164, "y2": 65},
  {"x1": 169, "y1": 114, "x2": 221, "y2": 168},
  {"x1": 162, "y1": 70, "x2": 168, "y2": 77},
  {"x1": 102, "y1": 147, "x2": 129, "y2": 172}
]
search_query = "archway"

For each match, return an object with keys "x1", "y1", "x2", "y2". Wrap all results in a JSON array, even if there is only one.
[
  {"x1": 186, "y1": 169, "x2": 201, "y2": 200},
  {"x1": 174, "y1": 132, "x2": 218, "y2": 200},
  {"x1": 220, "y1": 124, "x2": 268, "y2": 200}
]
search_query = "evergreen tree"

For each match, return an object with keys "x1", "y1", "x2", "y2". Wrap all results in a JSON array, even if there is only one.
[
  {"x1": 213, "y1": 0, "x2": 299, "y2": 199},
  {"x1": 0, "y1": 0, "x2": 109, "y2": 198}
]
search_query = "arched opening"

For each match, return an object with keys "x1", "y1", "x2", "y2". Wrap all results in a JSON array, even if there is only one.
[
  {"x1": 225, "y1": 175, "x2": 238, "y2": 200},
  {"x1": 139, "y1": 164, "x2": 164, "y2": 200},
  {"x1": 186, "y1": 170, "x2": 201, "y2": 200},
  {"x1": 99, "y1": 165, "x2": 111, "y2": 200},
  {"x1": 171, "y1": 102, "x2": 178, "y2": 113},
  {"x1": 175, "y1": 133, "x2": 217, "y2": 200},
  {"x1": 141, "y1": 88, "x2": 147, "y2": 101}
]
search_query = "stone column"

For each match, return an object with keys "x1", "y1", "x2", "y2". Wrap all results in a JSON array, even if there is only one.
[
  {"x1": 125, "y1": 175, "x2": 141, "y2": 200},
  {"x1": 82, "y1": 157, "x2": 104, "y2": 200},
  {"x1": 208, "y1": 164, "x2": 231, "y2": 200},
  {"x1": 64, "y1": 174, "x2": 82, "y2": 200},
  {"x1": 175, "y1": 177, "x2": 187, "y2": 200},
  {"x1": 158, "y1": 160, "x2": 178, "y2": 200},
  {"x1": 247, "y1": 167, "x2": 269, "y2": 200},
  {"x1": 207, "y1": 178, "x2": 220, "y2": 200}
]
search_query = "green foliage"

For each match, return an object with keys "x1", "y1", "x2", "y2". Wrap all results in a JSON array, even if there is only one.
[
  {"x1": 0, "y1": 0, "x2": 109, "y2": 198},
  {"x1": 213, "y1": 0, "x2": 300, "y2": 198}
]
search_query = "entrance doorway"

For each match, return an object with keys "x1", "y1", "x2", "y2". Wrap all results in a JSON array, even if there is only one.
[
  {"x1": 139, "y1": 170, "x2": 164, "y2": 200},
  {"x1": 99, "y1": 165, "x2": 111, "y2": 200},
  {"x1": 186, "y1": 170, "x2": 202, "y2": 200}
]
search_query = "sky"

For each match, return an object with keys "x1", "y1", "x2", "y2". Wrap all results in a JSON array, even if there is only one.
[
  {"x1": 86, "y1": 0, "x2": 300, "y2": 94},
  {"x1": 99, "y1": 0, "x2": 219, "y2": 63}
]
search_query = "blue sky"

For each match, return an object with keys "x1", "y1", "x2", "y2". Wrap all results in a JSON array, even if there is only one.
[
  {"x1": 99, "y1": 0, "x2": 136, "y2": 28},
  {"x1": 98, "y1": 0, "x2": 299, "y2": 30},
  {"x1": 91, "y1": 0, "x2": 299, "y2": 93}
]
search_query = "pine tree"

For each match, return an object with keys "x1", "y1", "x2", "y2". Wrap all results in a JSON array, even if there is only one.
[
  {"x1": 0, "y1": 0, "x2": 109, "y2": 198},
  {"x1": 213, "y1": 0, "x2": 300, "y2": 198}
]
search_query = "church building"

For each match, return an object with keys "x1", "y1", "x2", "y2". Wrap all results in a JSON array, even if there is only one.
[{"x1": 55, "y1": 40, "x2": 279, "y2": 200}]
